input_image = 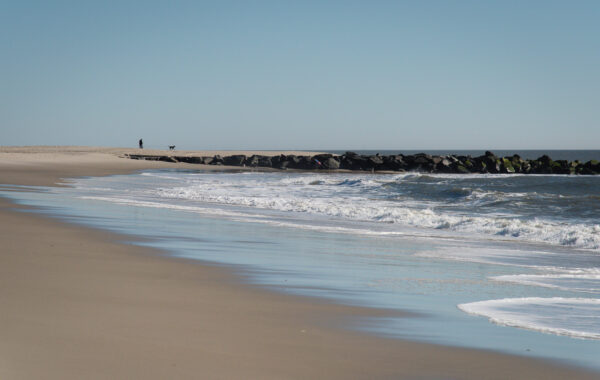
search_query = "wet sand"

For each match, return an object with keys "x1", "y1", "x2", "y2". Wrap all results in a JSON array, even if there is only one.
[{"x1": 1, "y1": 146, "x2": 597, "y2": 379}]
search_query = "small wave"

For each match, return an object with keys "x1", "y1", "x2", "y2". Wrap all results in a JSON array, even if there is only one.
[
  {"x1": 140, "y1": 172, "x2": 185, "y2": 180},
  {"x1": 156, "y1": 185, "x2": 600, "y2": 250},
  {"x1": 78, "y1": 196, "x2": 255, "y2": 219},
  {"x1": 458, "y1": 297, "x2": 600, "y2": 340},
  {"x1": 337, "y1": 179, "x2": 365, "y2": 186},
  {"x1": 492, "y1": 270, "x2": 600, "y2": 294},
  {"x1": 72, "y1": 171, "x2": 600, "y2": 251}
]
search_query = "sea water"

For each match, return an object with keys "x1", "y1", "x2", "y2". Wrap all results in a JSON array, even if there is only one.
[{"x1": 2, "y1": 170, "x2": 599, "y2": 369}]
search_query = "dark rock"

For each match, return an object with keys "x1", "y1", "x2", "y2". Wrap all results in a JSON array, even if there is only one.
[
  {"x1": 223, "y1": 155, "x2": 246, "y2": 166},
  {"x1": 455, "y1": 165, "x2": 470, "y2": 174},
  {"x1": 284, "y1": 155, "x2": 301, "y2": 169},
  {"x1": 368, "y1": 155, "x2": 384, "y2": 166},
  {"x1": 271, "y1": 155, "x2": 285, "y2": 168},
  {"x1": 538, "y1": 155, "x2": 553, "y2": 165},
  {"x1": 297, "y1": 156, "x2": 315, "y2": 170},
  {"x1": 174, "y1": 156, "x2": 203, "y2": 164},
  {"x1": 312, "y1": 154, "x2": 338, "y2": 169},
  {"x1": 125, "y1": 152, "x2": 595, "y2": 175},
  {"x1": 313, "y1": 153, "x2": 334, "y2": 161},
  {"x1": 470, "y1": 157, "x2": 487, "y2": 173},
  {"x1": 381, "y1": 155, "x2": 406, "y2": 171},
  {"x1": 341, "y1": 154, "x2": 368, "y2": 170},
  {"x1": 552, "y1": 160, "x2": 570, "y2": 174},
  {"x1": 245, "y1": 155, "x2": 260, "y2": 167},
  {"x1": 159, "y1": 156, "x2": 178, "y2": 163},
  {"x1": 436, "y1": 158, "x2": 454, "y2": 173},
  {"x1": 413, "y1": 156, "x2": 431, "y2": 165},
  {"x1": 582, "y1": 160, "x2": 599, "y2": 174},
  {"x1": 210, "y1": 155, "x2": 223, "y2": 165},
  {"x1": 510, "y1": 155, "x2": 523, "y2": 173},
  {"x1": 323, "y1": 157, "x2": 340, "y2": 170},
  {"x1": 257, "y1": 155, "x2": 273, "y2": 167},
  {"x1": 501, "y1": 158, "x2": 515, "y2": 173}
]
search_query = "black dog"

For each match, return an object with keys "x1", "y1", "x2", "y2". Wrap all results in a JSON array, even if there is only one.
[{"x1": 169, "y1": 145, "x2": 176, "y2": 151}]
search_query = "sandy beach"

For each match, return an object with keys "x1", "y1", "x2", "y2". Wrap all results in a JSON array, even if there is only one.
[{"x1": 0, "y1": 147, "x2": 597, "y2": 379}]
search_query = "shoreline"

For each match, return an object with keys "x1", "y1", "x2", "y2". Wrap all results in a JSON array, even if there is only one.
[{"x1": 1, "y1": 147, "x2": 598, "y2": 379}]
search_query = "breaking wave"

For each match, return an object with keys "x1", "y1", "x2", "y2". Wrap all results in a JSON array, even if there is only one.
[
  {"x1": 458, "y1": 297, "x2": 600, "y2": 340},
  {"x1": 148, "y1": 172, "x2": 600, "y2": 250}
]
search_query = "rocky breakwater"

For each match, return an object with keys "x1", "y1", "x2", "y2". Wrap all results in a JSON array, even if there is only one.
[{"x1": 125, "y1": 151, "x2": 600, "y2": 174}]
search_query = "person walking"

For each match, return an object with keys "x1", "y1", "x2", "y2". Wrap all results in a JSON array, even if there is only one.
[{"x1": 139, "y1": 139, "x2": 143, "y2": 149}]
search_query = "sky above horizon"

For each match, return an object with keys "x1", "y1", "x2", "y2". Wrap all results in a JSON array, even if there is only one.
[{"x1": 1, "y1": 1, "x2": 599, "y2": 150}]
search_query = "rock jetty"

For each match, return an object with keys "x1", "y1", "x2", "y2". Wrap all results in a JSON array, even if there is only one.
[{"x1": 125, "y1": 151, "x2": 600, "y2": 175}]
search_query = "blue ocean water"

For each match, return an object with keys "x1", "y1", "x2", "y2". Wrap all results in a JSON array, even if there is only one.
[{"x1": 2, "y1": 169, "x2": 599, "y2": 369}]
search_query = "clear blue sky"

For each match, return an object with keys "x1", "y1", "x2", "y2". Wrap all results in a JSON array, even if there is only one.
[{"x1": 1, "y1": 1, "x2": 599, "y2": 150}]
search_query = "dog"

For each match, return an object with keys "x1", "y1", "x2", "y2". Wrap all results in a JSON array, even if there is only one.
[{"x1": 169, "y1": 145, "x2": 176, "y2": 151}]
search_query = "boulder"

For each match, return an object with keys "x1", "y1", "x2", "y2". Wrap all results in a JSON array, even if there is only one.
[
  {"x1": 501, "y1": 158, "x2": 515, "y2": 173},
  {"x1": 485, "y1": 151, "x2": 497, "y2": 159},
  {"x1": 297, "y1": 156, "x2": 315, "y2": 170},
  {"x1": 341, "y1": 154, "x2": 368, "y2": 170},
  {"x1": 175, "y1": 156, "x2": 203, "y2": 164},
  {"x1": 210, "y1": 155, "x2": 223, "y2": 165},
  {"x1": 582, "y1": 160, "x2": 599, "y2": 174},
  {"x1": 413, "y1": 156, "x2": 431, "y2": 165},
  {"x1": 271, "y1": 155, "x2": 285, "y2": 168},
  {"x1": 455, "y1": 164, "x2": 470, "y2": 174},
  {"x1": 313, "y1": 153, "x2": 334, "y2": 162},
  {"x1": 223, "y1": 155, "x2": 246, "y2": 166},
  {"x1": 368, "y1": 155, "x2": 384, "y2": 166},
  {"x1": 159, "y1": 156, "x2": 178, "y2": 163},
  {"x1": 381, "y1": 155, "x2": 406, "y2": 171},
  {"x1": 284, "y1": 155, "x2": 301, "y2": 169},
  {"x1": 323, "y1": 157, "x2": 340, "y2": 170},
  {"x1": 257, "y1": 155, "x2": 273, "y2": 167},
  {"x1": 436, "y1": 158, "x2": 453, "y2": 173}
]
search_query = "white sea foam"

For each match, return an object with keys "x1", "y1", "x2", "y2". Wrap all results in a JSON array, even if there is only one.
[
  {"x1": 414, "y1": 246, "x2": 557, "y2": 267},
  {"x1": 458, "y1": 297, "x2": 600, "y2": 340},
  {"x1": 151, "y1": 174, "x2": 600, "y2": 250},
  {"x1": 68, "y1": 171, "x2": 600, "y2": 251},
  {"x1": 79, "y1": 196, "x2": 257, "y2": 219},
  {"x1": 492, "y1": 269, "x2": 600, "y2": 294}
]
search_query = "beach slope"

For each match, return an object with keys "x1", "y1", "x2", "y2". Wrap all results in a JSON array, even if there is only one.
[{"x1": 0, "y1": 147, "x2": 597, "y2": 379}]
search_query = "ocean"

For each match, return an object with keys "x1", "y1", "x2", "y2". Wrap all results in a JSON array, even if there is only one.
[{"x1": 3, "y1": 161, "x2": 599, "y2": 369}]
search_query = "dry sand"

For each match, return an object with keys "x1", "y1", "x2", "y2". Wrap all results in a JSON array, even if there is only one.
[
  {"x1": 0, "y1": 146, "x2": 324, "y2": 186},
  {"x1": 0, "y1": 146, "x2": 597, "y2": 379}
]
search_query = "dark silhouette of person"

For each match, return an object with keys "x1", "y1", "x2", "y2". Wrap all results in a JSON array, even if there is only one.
[{"x1": 139, "y1": 139, "x2": 143, "y2": 149}]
